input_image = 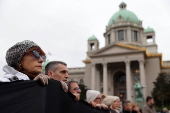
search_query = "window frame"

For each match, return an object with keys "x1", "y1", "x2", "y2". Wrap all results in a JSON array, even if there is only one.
[{"x1": 118, "y1": 30, "x2": 124, "y2": 41}]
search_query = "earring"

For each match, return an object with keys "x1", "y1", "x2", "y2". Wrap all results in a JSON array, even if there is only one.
[{"x1": 18, "y1": 64, "x2": 22, "y2": 69}]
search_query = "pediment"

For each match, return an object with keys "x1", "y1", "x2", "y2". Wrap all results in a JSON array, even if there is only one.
[{"x1": 90, "y1": 44, "x2": 145, "y2": 57}]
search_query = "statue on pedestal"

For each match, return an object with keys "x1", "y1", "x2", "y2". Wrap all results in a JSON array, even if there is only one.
[{"x1": 134, "y1": 80, "x2": 144, "y2": 102}]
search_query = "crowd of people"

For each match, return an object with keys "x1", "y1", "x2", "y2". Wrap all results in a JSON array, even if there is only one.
[{"x1": 0, "y1": 40, "x2": 169, "y2": 113}]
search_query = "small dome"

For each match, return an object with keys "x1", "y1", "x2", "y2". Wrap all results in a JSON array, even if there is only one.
[
  {"x1": 88, "y1": 35, "x2": 98, "y2": 41},
  {"x1": 108, "y1": 2, "x2": 140, "y2": 26},
  {"x1": 144, "y1": 27, "x2": 154, "y2": 33},
  {"x1": 42, "y1": 60, "x2": 50, "y2": 70}
]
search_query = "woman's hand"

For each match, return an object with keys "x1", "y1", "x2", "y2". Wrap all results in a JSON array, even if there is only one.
[
  {"x1": 60, "y1": 81, "x2": 68, "y2": 92},
  {"x1": 34, "y1": 74, "x2": 50, "y2": 85},
  {"x1": 89, "y1": 101, "x2": 96, "y2": 107},
  {"x1": 96, "y1": 104, "x2": 108, "y2": 109}
]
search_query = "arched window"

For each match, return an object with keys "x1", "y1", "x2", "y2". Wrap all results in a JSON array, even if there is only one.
[{"x1": 90, "y1": 43, "x2": 95, "y2": 50}]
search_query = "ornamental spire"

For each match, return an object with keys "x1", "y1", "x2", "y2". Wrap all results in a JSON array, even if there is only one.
[{"x1": 119, "y1": 2, "x2": 127, "y2": 9}]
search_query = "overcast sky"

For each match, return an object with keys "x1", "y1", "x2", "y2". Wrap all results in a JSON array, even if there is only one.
[{"x1": 0, "y1": 0, "x2": 170, "y2": 77}]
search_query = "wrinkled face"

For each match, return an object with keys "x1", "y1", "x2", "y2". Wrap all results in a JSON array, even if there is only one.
[
  {"x1": 111, "y1": 99, "x2": 118, "y2": 109},
  {"x1": 20, "y1": 50, "x2": 45, "y2": 79},
  {"x1": 49, "y1": 64, "x2": 69, "y2": 82},
  {"x1": 94, "y1": 94, "x2": 102, "y2": 104},
  {"x1": 69, "y1": 82, "x2": 81, "y2": 94}
]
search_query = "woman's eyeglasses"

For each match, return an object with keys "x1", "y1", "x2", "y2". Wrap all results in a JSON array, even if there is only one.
[
  {"x1": 95, "y1": 97, "x2": 102, "y2": 100},
  {"x1": 32, "y1": 50, "x2": 46, "y2": 61},
  {"x1": 73, "y1": 87, "x2": 81, "y2": 91}
]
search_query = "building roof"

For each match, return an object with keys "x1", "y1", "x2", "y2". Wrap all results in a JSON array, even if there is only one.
[
  {"x1": 83, "y1": 43, "x2": 170, "y2": 68},
  {"x1": 88, "y1": 35, "x2": 98, "y2": 41},
  {"x1": 108, "y1": 2, "x2": 140, "y2": 26},
  {"x1": 144, "y1": 27, "x2": 154, "y2": 33}
]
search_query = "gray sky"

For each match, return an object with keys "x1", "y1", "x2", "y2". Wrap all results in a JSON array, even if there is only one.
[{"x1": 0, "y1": 0, "x2": 170, "y2": 77}]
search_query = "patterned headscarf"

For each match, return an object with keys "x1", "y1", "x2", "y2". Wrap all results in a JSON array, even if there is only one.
[{"x1": 6, "y1": 40, "x2": 39, "y2": 69}]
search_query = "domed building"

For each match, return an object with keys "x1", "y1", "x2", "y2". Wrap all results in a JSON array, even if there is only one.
[{"x1": 68, "y1": 2, "x2": 170, "y2": 103}]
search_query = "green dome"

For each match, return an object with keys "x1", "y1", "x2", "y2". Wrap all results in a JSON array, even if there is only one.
[
  {"x1": 144, "y1": 27, "x2": 154, "y2": 33},
  {"x1": 108, "y1": 2, "x2": 140, "y2": 26},
  {"x1": 88, "y1": 35, "x2": 98, "y2": 41},
  {"x1": 42, "y1": 60, "x2": 50, "y2": 70}
]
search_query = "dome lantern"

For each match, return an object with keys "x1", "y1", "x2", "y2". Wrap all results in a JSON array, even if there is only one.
[{"x1": 119, "y1": 2, "x2": 127, "y2": 9}]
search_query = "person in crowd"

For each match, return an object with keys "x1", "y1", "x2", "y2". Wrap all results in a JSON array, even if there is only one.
[
  {"x1": 122, "y1": 100, "x2": 132, "y2": 113},
  {"x1": 67, "y1": 81, "x2": 110, "y2": 113},
  {"x1": 162, "y1": 107, "x2": 168, "y2": 113},
  {"x1": 0, "y1": 40, "x2": 49, "y2": 84},
  {"x1": 142, "y1": 96, "x2": 156, "y2": 113},
  {"x1": 45, "y1": 61, "x2": 69, "y2": 92},
  {"x1": 132, "y1": 103, "x2": 141, "y2": 113},
  {"x1": 45, "y1": 61, "x2": 69, "y2": 83},
  {"x1": 86, "y1": 90, "x2": 108, "y2": 109},
  {"x1": 115, "y1": 97, "x2": 122, "y2": 113},
  {"x1": 103, "y1": 95, "x2": 119, "y2": 113},
  {"x1": 67, "y1": 81, "x2": 81, "y2": 101}
]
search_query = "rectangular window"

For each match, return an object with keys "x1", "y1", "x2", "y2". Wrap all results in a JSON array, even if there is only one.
[
  {"x1": 108, "y1": 34, "x2": 111, "y2": 44},
  {"x1": 134, "y1": 31, "x2": 138, "y2": 41},
  {"x1": 118, "y1": 30, "x2": 124, "y2": 41},
  {"x1": 147, "y1": 36, "x2": 153, "y2": 44}
]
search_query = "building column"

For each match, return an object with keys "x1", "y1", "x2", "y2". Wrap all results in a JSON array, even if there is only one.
[
  {"x1": 96, "y1": 67, "x2": 100, "y2": 91},
  {"x1": 153, "y1": 35, "x2": 156, "y2": 44},
  {"x1": 105, "y1": 36, "x2": 108, "y2": 46},
  {"x1": 127, "y1": 27, "x2": 131, "y2": 43},
  {"x1": 111, "y1": 29, "x2": 115, "y2": 43},
  {"x1": 139, "y1": 60, "x2": 146, "y2": 99},
  {"x1": 125, "y1": 60, "x2": 132, "y2": 100},
  {"x1": 103, "y1": 63, "x2": 108, "y2": 95},
  {"x1": 91, "y1": 64, "x2": 96, "y2": 89},
  {"x1": 124, "y1": 29, "x2": 126, "y2": 40}
]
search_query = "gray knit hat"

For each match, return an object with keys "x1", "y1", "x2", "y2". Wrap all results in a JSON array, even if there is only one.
[{"x1": 6, "y1": 40, "x2": 39, "y2": 69}]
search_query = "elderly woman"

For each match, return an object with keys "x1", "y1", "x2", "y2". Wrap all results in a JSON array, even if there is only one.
[
  {"x1": 0, "y1": 40, "x2": 49, "y2": 84},
  {"x1": 103, "y1": 95, "x2": 119, "y2": 113},
  {"x1": 86, "y1": 90, "x2": 108, "y2": 109}
]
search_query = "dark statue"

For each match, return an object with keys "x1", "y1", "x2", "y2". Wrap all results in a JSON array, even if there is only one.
[{"x1": 134, "y1": 80, "x2": 144, "y2": 101}]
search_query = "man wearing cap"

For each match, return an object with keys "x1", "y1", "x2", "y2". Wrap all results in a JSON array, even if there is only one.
[{"x1": 0, "y1": 40, "x2": 49, "y2": 85}]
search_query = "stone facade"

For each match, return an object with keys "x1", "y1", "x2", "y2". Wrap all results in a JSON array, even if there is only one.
[{"x1": 68, "y1": 2, "x2": 170, "y2": 102}]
